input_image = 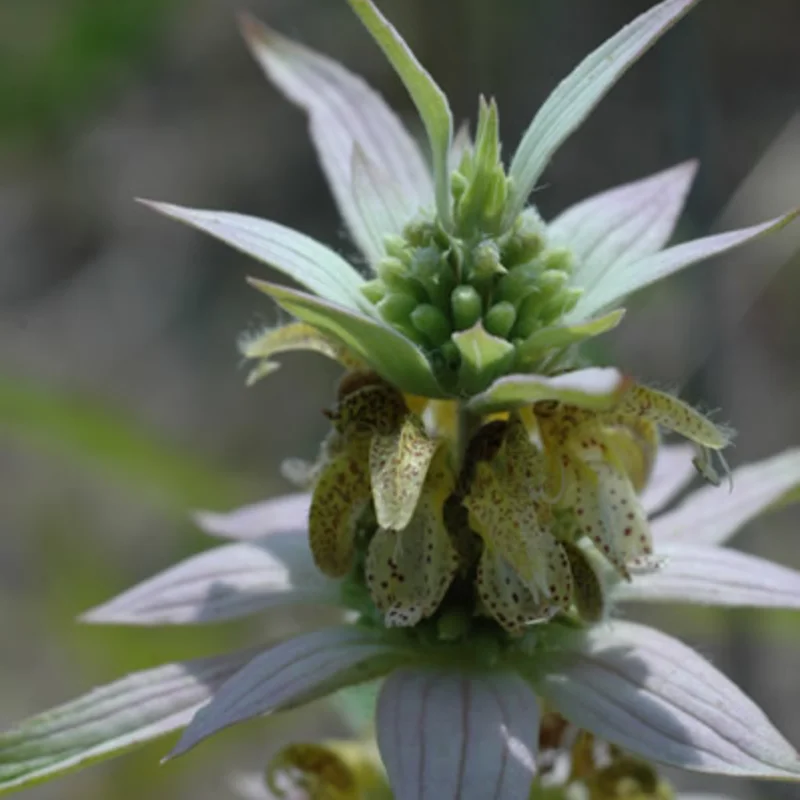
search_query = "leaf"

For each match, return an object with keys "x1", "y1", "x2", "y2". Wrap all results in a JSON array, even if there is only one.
[
  {"x1": 549, "y1": 161, "x2": 698, "y2": 289},
  {"x1": 239, "y1": 15, "x2": 429, "y2": 263},
  {"x1": 514, "y1": 310, "x2": 625, "y2": 369},
  {"x1": 348, "y1": 0, "x2": 453, "y2": 229},
  {"x1": 376, "y1": 667, "x2": 539, "y2": 800},
  {"x1": 539, "y1": 621, "x2": 800, "y2": 780},
  {"x1": 468, "y1": 367, "x2": 629, "y2": 415},
  {"x1": 249, "y1": 279, "x2": 445, "y2": 397},
  {"x1": 572, "y1": 209, "x2": 800, "y2": 320},
  {"x1": 171, "y1": 627, "x2": 407, "y2": 757},
  {"x1": 141, "y1": 200, "x2": 367, "y2": 311},
  {"x1": 239, "y1": 321, "x2": 363, "y2": 386},
  {"x1": 504, "y1": 0, "x2": 699, "y2": 224},
  {"x1": 651, "y1": 448, "x2": 800, "y2": 545},
  {"x1": 0, "y1": 649, "x2": 254, "y2": 794},
  {"x1": 451, "y1": 322, "x2": 515, "y2": 395},
  {"x1": 614, "y1": 543, "x2": 800, "y2": 610},
  {"x1": 81, "y1": 534, "x2": 341, "y2": 626}
]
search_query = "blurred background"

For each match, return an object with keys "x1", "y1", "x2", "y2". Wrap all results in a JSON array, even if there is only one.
[{"x1": 0, "y1": 0, "x2": 798, "y2": 797}]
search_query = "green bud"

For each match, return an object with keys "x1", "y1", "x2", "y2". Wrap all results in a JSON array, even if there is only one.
[
  {"x1": 450, "y1": 170, "x2": 469, "y2": 203},
  {"x1": 513, "y1": 292, "x2": 543, "y2": 339},
  {"x1": 484, "y1": 301, "x2": 517, "y2": 339},
  {"x1": 537, "y1": 269, "x2": 569, "y2": 294},
  {"x1": 383, "y1": 234, "x2": 409, "y2": 260},
  {"x1": 377, "y1": 257, "x2": 426, "y2": 300},
  {"x1": 410, "y1": 246, "x2": 455, "y2": 309},
  {"x1": 496, "y1": 262, "x2": 545, "y2": 307},
  {"x1": 469, "y1": 240, "x2": 506, "y2": 286},
  {"x1": 450, "y1": 285, "x2": 483, "y2": 331},
  {"x1": 410, "y1": 303, "x2": 452, "y2": 347},
  {"x1": 438, "y1": 340, "x2": 461, "y2": 369},
  {"x1": 544, "y1": 247, "x2": 575, "y2": 274},
  {"x1": 403, "y1": 220, "x2": 436, "y2": 248},
  {"x1": 502, "y1": 208, "x2": 546, "y2": 265},
  {"x1": 377, "y1": 292, "x2": 416, "y2": 325},
  {"x1": 360, "y1": 279, "x2": 386, "y2": 305},
  {"x1": 538, "y1": 286, "x2": 583, "y2": 325}
]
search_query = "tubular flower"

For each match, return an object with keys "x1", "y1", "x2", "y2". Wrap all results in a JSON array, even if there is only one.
[{"x1": 2, "y1": 1, "x2": 799, "y2": 800}]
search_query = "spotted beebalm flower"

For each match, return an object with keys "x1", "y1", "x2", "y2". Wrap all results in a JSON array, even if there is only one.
[{"x1": 2, "y1": 1, "x2": 799, "y2": 799}]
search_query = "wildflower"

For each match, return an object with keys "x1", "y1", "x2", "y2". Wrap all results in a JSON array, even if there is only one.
[{"x1": 1, "y1": 1, "x2": 799, "y2": 799}]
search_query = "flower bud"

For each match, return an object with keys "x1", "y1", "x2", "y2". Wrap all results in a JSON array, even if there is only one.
[
  {"x1": 496, "y1": 262, "x2": 545, "y2": 307},
  {"x1": 484, "y1": 300, "x2": 517, "y2": 339},
  {"x1": 451, "y1": 285, "x2": 483, "y2": 331},
  {"x1": 377, "y1": 257, "x2": 425, "y2": 299},
  {"x1": 411, "y1": 303, "x2": 452, "y2": 347},
  {"x1": 360, "y1": 278, "x2": 386, "y2": 304}
]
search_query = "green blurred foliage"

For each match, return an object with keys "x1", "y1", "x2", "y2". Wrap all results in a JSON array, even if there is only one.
[{"x1": 0, "y1": 0, "x2": 177, "y2": 150}]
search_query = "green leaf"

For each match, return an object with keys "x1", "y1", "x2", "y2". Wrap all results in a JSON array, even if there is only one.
[
  {"x1": 141, "y1": 200, "x2": 367, "y2": 311},
  {"x1": 249, "y1": 279, "x2": 445, "y2": 397},
  {"x1": 468, "y1": 367, "x2": 629, "y2": 415},
  {"x1": 0, "y1": 375, "x2": 244, "y2": 512},
  {"x1": 0, "y1": 650, "x2": 253, "y2": 794},
  {"x1": 504, "y1": 0, "x2": 699, "y2": 226},
  {"x1": 515, "y1": 309, "x2": 625, "y2": 369},
  {"x1": 571, "y1": 209, "x2": 800, "y2": 320},
  {"x1": 239, "y1": 14, "x2": 429, "y2": 264},
  {"x1": 451, "y1": 323, "x2": 515, "y2": 395},
  {"x1": 348, "y1": 0, "x2": 453, "y2": 230}
]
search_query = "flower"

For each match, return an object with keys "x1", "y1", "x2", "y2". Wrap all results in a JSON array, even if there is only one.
[
  {"x1": 1, "y1": 1, "x2": 799, "y2": 799},
  {"x1": 144, "y1": 0, "x2": 797, "y2": 403}
]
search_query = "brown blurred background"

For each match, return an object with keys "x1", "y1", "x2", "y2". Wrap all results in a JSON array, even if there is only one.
[{"x1": 1, "y1": 0, "x2": 799, "y2": 798}]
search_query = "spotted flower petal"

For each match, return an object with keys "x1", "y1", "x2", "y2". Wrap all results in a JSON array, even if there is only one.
[
  {"x1": 376, "y1": 667, "x2": 540, "y2": 800},
  {"x1": 81, "y1": 533, "x2": 341, "y2": 626},
  {"x1": 504, "y1": 0, "x2": 699, "y2": 224},
  {"x1": 538, "y1": 621, "x2": 800, "y2": 780},
  {"x1": 309, "y1": 436, "x2": 372, "y2": 577},
  {"x1": 366, "y1": 452, "x2": 459, "y2": 627},
  {"x1": 614, "y1": 543, "x2": 800, "y2": 609},
  {"x1": 172, "y1": 626, "x2": 409, "y2": 758},
  {"x1": 370, "y1": 415, "x2": 443, "y2": 531},
  {"x1": 550, "y1": 161, "x2": 698, "y2": 288},
  {"x1": 652, "y1": 448, "x2": 800, "y2": 545},
  {"x1": 240, "y1": 14, "x2": 430, "y2": 264}
]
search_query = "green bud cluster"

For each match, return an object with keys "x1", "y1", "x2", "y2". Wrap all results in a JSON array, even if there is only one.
[{"x1": 359, "y1": 97, "x2": 584, "y2": 390}]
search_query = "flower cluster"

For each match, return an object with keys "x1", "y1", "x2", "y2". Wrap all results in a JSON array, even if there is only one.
[{"x1": 1, "y1": 1, "x2": 798, "y2": 799}]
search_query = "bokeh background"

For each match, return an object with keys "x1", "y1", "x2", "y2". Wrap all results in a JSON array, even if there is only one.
[{"x1": 1, "y1": 0, "x2": 799, "y2": 798}]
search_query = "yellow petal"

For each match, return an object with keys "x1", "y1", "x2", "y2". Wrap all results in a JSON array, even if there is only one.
[
  {"x1": 239, "y1": 321, "x2": 362, "y2": 386},
  {"x1": 309, "y1": 437, "x2": 371, "y2": 577},
  {"x1": 370, "y1": 415, "x2": 442, "y2": 530},
  {"x1": 602, "y1": 418, "x2": 660, "y2": 493},
  {"x1": 366, "y1": 450, "x2": 458, "y2": 626}
]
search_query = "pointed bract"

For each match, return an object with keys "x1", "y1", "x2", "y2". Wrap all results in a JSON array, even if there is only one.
[
  {"x1": 376, "y1": 667, "x2": 539, "y2": 800},
  {"x1": 81, "y1": 535, "x2": 341, "y2": 626},
  {"x1": 240, "y1": 13, "x2": 430, "y2": 263},
  {"x1": 550, "y1": 161, "x2": 698, "y2": 289},
  {"x1": 615, "y1": 543, "x2": 800, "y2": 609},
  {"x1": 172, "y1": 626, "x2": 408, "y2": 758},
  {"x1": 141, "y1": 200, "x2": 367, "y2": 311},
  {"x1": 348, "y1": 0, "x2": 453, "y2": 229},
  {"x1": 505, "y1": 0, "x2": 699, "y2": 225},
  {"x1": 540, "y1": 621, "x2": 800, "y2": 780},
  {"x1": 652, "y1": 448, "x2": 800, "y2": 545}
]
